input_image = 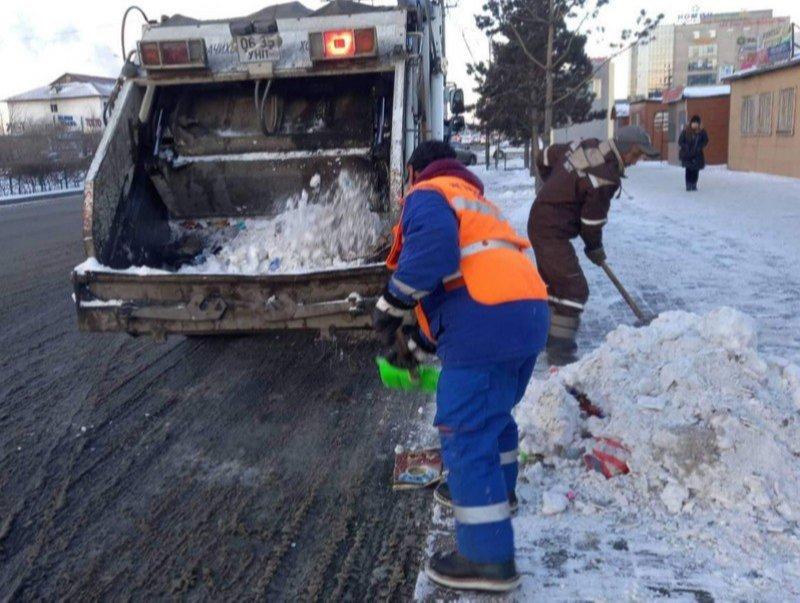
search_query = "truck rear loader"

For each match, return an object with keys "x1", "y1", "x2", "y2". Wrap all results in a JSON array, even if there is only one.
[{"x1": 72, "y1": 0, "x2": 462, "y2": 339}]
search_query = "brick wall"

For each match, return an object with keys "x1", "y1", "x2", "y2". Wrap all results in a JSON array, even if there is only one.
[
  {"x1": 629, "y1": 100, "x2": 669, "y2": 160},
  {"x1": 686, "y1": 96, "x2": 730, "y2": 165}
]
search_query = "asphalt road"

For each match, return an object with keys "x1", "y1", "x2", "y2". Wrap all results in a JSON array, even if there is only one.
[{"x1": 0, "y1": 195, "x2": 431, "y2": 600}]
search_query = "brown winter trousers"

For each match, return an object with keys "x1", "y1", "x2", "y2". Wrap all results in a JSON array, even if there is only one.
[{"x1": 532, "y1": 239, "x2": 589, "y2": 318}]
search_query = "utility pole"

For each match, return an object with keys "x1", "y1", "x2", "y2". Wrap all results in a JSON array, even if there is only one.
[{"x1": 543, "y1": 0, "x2": 555, "y2": 146}]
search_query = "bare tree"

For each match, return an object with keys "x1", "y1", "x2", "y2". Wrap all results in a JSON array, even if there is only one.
[{"x1": 476, "y1": 0, "x2": 663, "y2": 149}]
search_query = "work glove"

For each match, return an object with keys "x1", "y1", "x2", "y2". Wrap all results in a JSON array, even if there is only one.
[
  {"x1": 584, "y1": 245, "x2": 607, "y2": 266},
  {"x1": 387, "y1": 326, "x2": 437, "y2": 370},
  {"x1": 372, "y1": 289, "x2": 415, "y2": 346},
  {"x1": 403, "y1": 325, "x2": 437, "y2": 365}
]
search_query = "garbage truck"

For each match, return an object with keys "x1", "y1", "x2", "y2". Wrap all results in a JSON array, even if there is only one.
[{"x1": 72, "y1": 0, "x2": 463, "y2": 339}]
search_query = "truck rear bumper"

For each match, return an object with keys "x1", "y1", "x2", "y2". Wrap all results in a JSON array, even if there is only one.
[{"x1": 72, "y1": 264, "x2": 388, "y2": 338}]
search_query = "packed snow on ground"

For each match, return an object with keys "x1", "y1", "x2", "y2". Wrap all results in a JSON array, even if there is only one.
[
  {"x1": 413, "y1": 160, "x2": 800, "y2": 600},
  {"x1": 416, "y1": 308, "x2": 800, "y2": 600},
  {"x1": 514, "y1": 308, "x2": 799, "y2": 595},
  {"x1": 486, "y1": 160, "x2": 800, "y2": 361},
  {"x1": 178, "y1": 170, "x2": 384, "y2": 275}
]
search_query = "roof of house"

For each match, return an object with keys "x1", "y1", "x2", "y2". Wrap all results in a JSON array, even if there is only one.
[
  {"x1": 682, "y1": 85, "x2": 731, "y2": 98},
  {"x1": 5, "y1": 73, "x2": 116, "y2": 103},
  {"x1": 629, "y1": 97, "x2": 664, "y2": 105},
  {"x1": 160, "y1": 1, "x2": 392, "y2": 26},
  {"x1": 311, "y1": 0, "x2": 394, "y2": 16},
  {"x1": 161, "y1": 2, "x2": 313, "y2": 25},
  {"x1": 723, "y1": 55, "x2": 800, "y2": 83},
  {"x1": 662, "y1": 85, "x2": 730, "y2": 103}
]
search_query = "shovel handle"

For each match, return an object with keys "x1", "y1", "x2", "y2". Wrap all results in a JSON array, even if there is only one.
[{"x1": 600, "y1": 261, "x2": 649, "y2": 324}]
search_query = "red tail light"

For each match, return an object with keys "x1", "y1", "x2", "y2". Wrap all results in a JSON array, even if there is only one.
[
  {"x1": 139, "y1": 42, "x2": 160, "y2": 66},
  {"x1": 310, "y1": 28, "x2": 377, "y2": 61},
  {"x1": 324, "y1": 30, "x2": 355, "y2": 58},
  {"x1": 354, "y1": 28, "x2": 376, "y2": 55},
  {"x1": 137, "y1": 39, "x2": 207, "y2": 70},
  {"x1": 160, "y1": 41, "x2": 190, "y2": 65}
]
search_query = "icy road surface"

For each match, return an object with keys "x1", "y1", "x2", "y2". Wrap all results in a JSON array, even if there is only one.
[{"x1": 414, "y1": 162, "x2": 800, "y2": 601}]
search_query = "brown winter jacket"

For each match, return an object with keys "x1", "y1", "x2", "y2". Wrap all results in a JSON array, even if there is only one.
[{"x1": 529, "y1": 138, "x2": 625, "y2": 250}]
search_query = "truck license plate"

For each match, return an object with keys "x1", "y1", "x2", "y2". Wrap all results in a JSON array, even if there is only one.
[{"x1": 236, "y1": 34, "x2": 281, "y2": 63}]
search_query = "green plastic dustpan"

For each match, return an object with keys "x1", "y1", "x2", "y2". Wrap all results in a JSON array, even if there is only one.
[{"x1": 376, "y1": 357, "x2": 440, "y2": 393}]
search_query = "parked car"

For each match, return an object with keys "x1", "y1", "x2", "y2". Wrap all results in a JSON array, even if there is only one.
[{"x1": 452, "y1": 142, "x2": 477, "y2": 166}]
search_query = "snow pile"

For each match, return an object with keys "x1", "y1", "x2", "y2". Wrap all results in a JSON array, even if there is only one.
[
  {"x1": 515, "y1": 307, "x2": 800, "y2": 521},
  {"x1": 180, "y1": 170, "x2": 385, "y2": 275}
]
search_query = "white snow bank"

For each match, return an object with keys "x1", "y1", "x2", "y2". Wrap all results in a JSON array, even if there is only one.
[
  {"x1": 516, "y1": 307, "x2": 800, "y2": 521},
  {"x1": 73, "y1": 257, "x2": 172, "y2": 276},
  {"x1": 178, "y1": 170, "x2": 385, "y2": 275}
]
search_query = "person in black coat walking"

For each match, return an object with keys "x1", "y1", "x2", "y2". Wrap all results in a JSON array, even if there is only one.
[{"x1": 678, "y1": 115, "x2": 709, "y2": 191}]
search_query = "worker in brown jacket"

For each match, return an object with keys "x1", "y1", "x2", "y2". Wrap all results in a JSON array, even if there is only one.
[{"x1": 528, "y1": 126, "x2": 659, "y2": 363}]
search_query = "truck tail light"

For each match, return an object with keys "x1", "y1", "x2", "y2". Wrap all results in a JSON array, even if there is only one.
[
  {"x1": 160, "y1": 41, "x2": 190, "y2": 64},
  {"x1": 137, "y1": 39, "x2": 207, "y2": 70},
  {"x1": 139, "y1": 42, "x2": 160, "y2": 66},
  {"x1": 310, "y1": 28, "x2": 377, "y2": 62},
  {"x1": 354, "y1": 28, "x2": 376, "y2": 55},
  {"x1": 324, "y1": 30, "x2": 355, "y2": 58}
]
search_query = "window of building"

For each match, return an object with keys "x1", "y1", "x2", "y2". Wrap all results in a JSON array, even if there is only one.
[
  {"x1": 758, "y1": 92, "x2": 773, "y2": 136},
  {"x1": 777, "y1": 88, "x2": 795, "y2": 135},
  {"x1": 709, "y1": 29, "x2": 716, "y2": 39},
  {"x1": 693, "y1": 31, "x2": 700, "y2": 40},
  {"x1": 591, "y1": 78, "x2": 602, "y2": 96},
  {"x1": 688, "y1": 73, "x2": 717, "y2": 86},
  {"x1": 50, "y1": 103, "x2": 58, "y2": 113},
  {"x1": 740, "y1": 96, "x2": 757, "y2": 136}
]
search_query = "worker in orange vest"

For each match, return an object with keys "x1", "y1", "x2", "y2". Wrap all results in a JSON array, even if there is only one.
[{"x1": 372, "y1": 140, "x2": 549, "y2": 592}]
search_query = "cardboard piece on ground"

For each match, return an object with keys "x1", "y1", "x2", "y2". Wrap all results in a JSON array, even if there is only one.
[{"x1": 392, "y1": 448, "x2": 443, "y2": 490}]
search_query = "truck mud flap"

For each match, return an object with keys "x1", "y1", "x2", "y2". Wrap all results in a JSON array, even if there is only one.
[{"x1": 72, "y1": 266, "x2": 387, "y2": 338}]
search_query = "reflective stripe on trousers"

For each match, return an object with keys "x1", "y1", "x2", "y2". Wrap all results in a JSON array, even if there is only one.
[
  {"x1": 548, "y1": 295, "x2": 585, "y2": 311},
  {"x1": 500, "y1": 449, "x2": 518, "y2": 465},
  {"x1": 453, "y1": 501, "x2": 511, "y2": 525}
]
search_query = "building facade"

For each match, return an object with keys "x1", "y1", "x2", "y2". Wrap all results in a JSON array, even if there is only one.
[
  {"x1": 663, "y1": 87, "x2": 731, "y2": 166},
  {"x1": 614, "y1": 100, "x2": 630, "y2": 131},
  {"x1": 629, "y1": 11, "x2": 791, "y2": 100},
  {"x1": 551, "y1": 59, "x2": 615, "y2": 144},
  {"x1": 629, "y1": 99, "x2": 668, "y2": 156},
  {"x1": 725, "y1": 57, "x2": 800, "y2": 178},
  {"x1": 4, "y1": 73, "x2": 115, "y2": 133},
  {"x1": 630, "y1": 24, "x2": 675, "y2": 100}
]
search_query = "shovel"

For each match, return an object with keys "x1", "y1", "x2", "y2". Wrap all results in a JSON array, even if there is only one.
[{"x1": 600, "y1": 261, "x2": 653, "y2": 326}]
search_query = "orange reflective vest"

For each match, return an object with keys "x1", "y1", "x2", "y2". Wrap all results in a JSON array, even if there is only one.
[{"x1": 386, "y1": 175, "x2": 548, "y2": 341}]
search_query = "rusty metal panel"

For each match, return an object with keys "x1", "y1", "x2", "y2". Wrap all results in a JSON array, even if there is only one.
[
  {"x1": 72, "y1": 265, "x2": 388, "y2": 336},
  {"x1": 138, "y1": 9, "x2": 407, "y2": 77},
  {"x1": 83, "y1": 82, "x2": 143, "y2": 258}
]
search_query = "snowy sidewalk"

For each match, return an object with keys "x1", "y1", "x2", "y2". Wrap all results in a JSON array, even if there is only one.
[
  {"x1": 413, "y1": 162, "x2": 800, "y2": 601},
  {"x1": 488, "y1": 161, "x2": 800, "y2": 362}
]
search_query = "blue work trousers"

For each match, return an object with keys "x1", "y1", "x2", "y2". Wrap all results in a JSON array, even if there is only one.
[{"x1": 434, "y1": 354, "x2": 537, "y2": 564}]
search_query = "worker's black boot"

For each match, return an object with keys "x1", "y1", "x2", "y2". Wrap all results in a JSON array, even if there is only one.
[
  {"x1": 425, "y1": 550, "x2": 520, "y2": 592},
  {"x1": 546, "y1": 313, "x2": 580, "y2": 366},
  {"x1": 434, "y1": 481, "x2": 518, "y2": 513}
]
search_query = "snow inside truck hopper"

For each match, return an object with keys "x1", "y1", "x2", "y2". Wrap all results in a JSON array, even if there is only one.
[{"x1": 73, "y1": 1, "x2": 454, "y2": 338}]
